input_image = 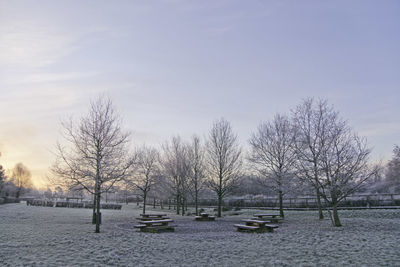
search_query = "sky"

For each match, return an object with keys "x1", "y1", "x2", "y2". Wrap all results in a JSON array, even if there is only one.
[{"x1": 0, "y1": 0, "x2": 399, "y2": 188}]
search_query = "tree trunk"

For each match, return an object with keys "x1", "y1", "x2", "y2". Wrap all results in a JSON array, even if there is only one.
[
  {"x1": 279, "y1": 190, "x2": 284, "y2": 218},
  {"x1": 153, "y1": 197, "x2": 156, "y2": 208},
  {"x1": 218, "y1": 173, "x2": 223, "y2": 218},
  {"x1": 95, "y1": 187, "x2": 101, "y2": 233},
  {"x1": 125, "y1": 186, "x2": 128, "y2": 205},
  {"x1": 182, "y1": 196, "x2": 185, "y2": 216},
  {"x1": 179, "y1": 195, "x2": 184, "y2": 216},
  {"x1": 195, "y1": 187, "x2": 198, "y2": 216},
  {"x1": 332, "y1": 204, "x2": 341, "y2": 226},
  {"x1": 176, "y1": 195, "x2": 180, "y2": 215},
  {"x1": 92, "y1": 194, "x2": 96, "y2": 224},
  {"x1": 316, "y1": 188, "x2": 324, "y2": 220},
  {"x1": 217, "y1": 194, "x2": 222, "y2": 217},
  {"x1": 331, "y1": 192, "x2": 342, "y2": 227},
  {"x1": 142, "y1": 193, "x2": 147, "y2": 215}
]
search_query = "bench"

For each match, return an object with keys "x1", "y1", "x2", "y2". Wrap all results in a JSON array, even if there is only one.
[
  {"x1": 252, "y1": 217, "x2": 283, "y2": 223},
  {"x1": 253, "y1": 214, "x2": 283, "y2": 223},
  {"x1": 234, "y1": 219, "x2": 279, "y2": 233},
  {"x1": 195, "y1": 213, "x2": 216, "y2": 221},
  {"x1": 234, "y1": 224, "x2": 259, "y2": 231},
  {"x1": 139, "y1": 219, "x2": 173, "y2": 225},
  {"x1": 135, "y1": 219, "x2": 175, "y2": 233}
]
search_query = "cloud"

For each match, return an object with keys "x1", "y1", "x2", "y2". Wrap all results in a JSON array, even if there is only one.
[
  {"x1": 0, "y1": 19, "x2": 80, "y2": 68},
  {"x1": 359, "y1": 121, "x2": 400, "y2": 138},
  {"x1": 4, "y1": 71, "x2": 100, "y2": 85}
]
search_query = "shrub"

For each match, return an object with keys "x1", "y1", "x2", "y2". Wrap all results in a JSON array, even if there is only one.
[{"x1": 4, "y1": 197, "x2": 19, "y2": 203}]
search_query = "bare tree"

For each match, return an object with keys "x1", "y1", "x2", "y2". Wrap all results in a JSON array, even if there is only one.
[
  {"x1": 10, "y1": 163, "x2": 33, "y2": 198},
  {"x1": 162, "y1": 136, "x2": 190, "y2": 215},
  {"x1": 127, "y1": 145, "x2": 160, "y2": 214},
  {"x1": 51, "y1": 96, "x2": 135, "y2": 233},
  {"x1": 0, "y1": 153, "x2": 6, "y2": 194},
  {"x1": 151, "y1": 174, "x2": 172, "y2": 209},
  {"x1": 0, "y1": 165, "x2": 5, "y2": 194},
  {"x1": 206, "y1": 118, "x2": 242, "y2": 217},
  {"x1": 53, "y1": 186, "x2": 64, "y2": 200},
  {"x1": 187, "y1": 135, "x2": 205, "y2": 216},
  {"x1": 384, "y1": 145, "x2": 400, "y2": 193},
  {"x1": 318, "y1": 122, "x2": 378, "y2": 226},
  {"x1": 248, "y1": 114, "x2": 297, "y2": 218},
  {"x1": 292, "y1": 98, "x2": 338, "y2": 220}
]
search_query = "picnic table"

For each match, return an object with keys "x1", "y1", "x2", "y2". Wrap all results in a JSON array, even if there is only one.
[
  {"x1": 253, "y1": 213, "x2": 283, "y2": 223},
  {"x1": 234, "y1": 219, "x2": 278, "y2": 233},
  {"x1": 134, "y1": 219, "x2": 175, "y2": 233},
  {"x1": 195, "y1": 213, "x2": 215, "y2": 221},
  {"x1": 136, "y1": 213, "x2": 169, "y2": 221},
  {"x1": 140, "y1": 213, "x2": 167, "y2": 218}
]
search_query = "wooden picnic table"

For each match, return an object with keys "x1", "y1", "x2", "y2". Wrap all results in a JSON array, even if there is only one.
[
  {"x1": 234, "y1": 219, "x2": 278, "y2": 233},
  {"x1": 253, "y1": 213, "x2": 281, "y2": 218},
  {"x1": 140, "y1": 213, "x2": 167, "y2": 218},
  {"x1": 134, "y1": 219, "x2": 175, "y2": 233},
  {"x1": 195, "y1": 213, "x2": 215, "y2": 221},
  {"x1": 137, "y1": 214, "x2": 169, "y2": 221},
  {"x1": 253, "y1": 213, "x2": 283, "y2": 223}
]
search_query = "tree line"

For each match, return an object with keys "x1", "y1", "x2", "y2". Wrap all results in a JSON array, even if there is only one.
[
  {"x1": 47, "y1": 96, "x2": 397, "y2": 232},
  {"x1": 0, "y1": 157, "x2": 33, "y2": 200}
]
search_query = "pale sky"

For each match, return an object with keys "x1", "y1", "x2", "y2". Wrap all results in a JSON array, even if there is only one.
[{"x1": 0, "y1": 0, "x2": 399, "y2": 188}]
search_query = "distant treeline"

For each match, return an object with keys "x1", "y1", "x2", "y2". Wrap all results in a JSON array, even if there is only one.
[
  {"x1": 195, "y1": 194, "x2": 400, "y2": 209},
  {"x1": 26, "y1": 199, "x2": 122, "y2": 210},
  {"x1": 0, "y1": 197, "x2": 20, "y2": 204}
]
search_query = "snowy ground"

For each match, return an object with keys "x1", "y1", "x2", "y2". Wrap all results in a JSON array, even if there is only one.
[{"x1": 0, "y1": 203, "x2": 399, "y2": 266}]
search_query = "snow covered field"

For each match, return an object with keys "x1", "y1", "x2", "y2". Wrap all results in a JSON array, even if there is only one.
[{"x1": 0, "y1": 203, "x2": 399, "y2": 266}]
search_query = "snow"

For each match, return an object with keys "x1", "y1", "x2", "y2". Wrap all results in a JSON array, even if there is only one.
[{"x1": 0, "y1": 203, "x2": 399, "y2": 266}]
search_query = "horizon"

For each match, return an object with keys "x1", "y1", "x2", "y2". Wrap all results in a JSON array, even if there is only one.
[{"x1": 0, "y1": 0, "x2": 399, "y2": 188}]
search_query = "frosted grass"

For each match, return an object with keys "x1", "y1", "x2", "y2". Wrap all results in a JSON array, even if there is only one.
[{"x1": 0, "y1": 203, "x2": 399, "y2": 266}]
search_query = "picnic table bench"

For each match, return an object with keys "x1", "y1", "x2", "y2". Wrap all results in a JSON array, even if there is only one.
[
  {"x1": 253, "y1": 213, "x2": 283, "y2": 223},
  {"x1": 134, "y1": 219, "x2": 175, "y2": 233},
  {"x1": 234, "y1": 219, "x2": 278, "y2": 233},
  {"x1": 195, "y1": 213, "x2": 216, "y2": 221}
]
